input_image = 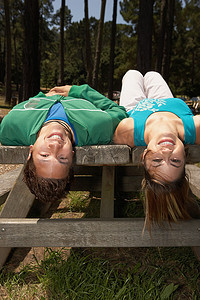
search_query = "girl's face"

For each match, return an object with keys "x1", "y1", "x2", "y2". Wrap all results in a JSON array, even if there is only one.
[{"x1": 143, "y1": 133, "x2": 185, "y2": 182}]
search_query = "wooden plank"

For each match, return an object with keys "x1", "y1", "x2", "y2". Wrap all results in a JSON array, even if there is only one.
[
  {"x1": 132, "y1": 145, "x2": 200, "y2": 165},
  {"x1": 0, "y1": 166, "x2": 23, "y2": 199},
  {"x1": 187, "y1": 145, "x2": 200, "y2": 163},
  {"x1": 0, "y1": 218, "x2": 199, "y2": 248},
  {"x1": 75, "y1": 145, "x2": 131, "y2": 165},
  {"x1": 0, "y1": 166, "x2": 35, "y2": 268},
  {"x1": 100, "y1": 166, "x2": 115, "y2": 218},
  {"x1": 71, "y1": 175, "x2": 102, "y2": 191},
  {"x1": 0, "y1": 146, "x2": 29, "y2": 164},
  {"x1": 1, "y1": 145, "x2": 200, "y2": 165},
  {"x1": 0, "y1": 145, "x2": 131, "y2": 165},
  {"x1": 116, "y1": 176, "x2": 142, "y2": 192},
  {"x1": 192, "y1": 246, "x2": 200, "y2": 261},
  {"x1": 132, "y1": 147, "x2": 146, "y2": 165},
  {"x1": 186, "y1": 164, "x2": 200, "y2": 198}
]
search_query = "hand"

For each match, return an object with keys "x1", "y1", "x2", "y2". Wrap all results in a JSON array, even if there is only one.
[{"x1": 47, "y1": 85, "x2": 72, "y2": 97}]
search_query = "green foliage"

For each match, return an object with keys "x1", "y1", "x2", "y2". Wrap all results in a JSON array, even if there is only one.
[
  {"x1": 0, "y1": 247, "x2": 199, "y2": 299},
  {"x1": 2, "y1": 0, "x2": 200, "y2": 96}
]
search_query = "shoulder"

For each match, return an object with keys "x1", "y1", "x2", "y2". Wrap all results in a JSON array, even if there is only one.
[
  {"x1": 193, "y1": 115, "x2": 200, "y2": 144},
  {"x1": 113, "y1": 118, "x2": 135, "y2": 147}
]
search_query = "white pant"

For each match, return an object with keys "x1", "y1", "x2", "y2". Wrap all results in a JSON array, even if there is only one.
[{"x1": 119, "y1": 70, "x2": 174, "y2": 112}]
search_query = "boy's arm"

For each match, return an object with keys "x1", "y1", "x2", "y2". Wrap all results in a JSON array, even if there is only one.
[{"x1": 68, "y1": 84, "x2": 128, "y2": 126}]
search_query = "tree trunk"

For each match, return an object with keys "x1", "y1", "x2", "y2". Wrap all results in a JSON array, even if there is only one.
[
  {"x1": 161, "y1": 0, "x2": 175, "y2": 82},
  {"x1": 4, "y1": 0, "x2": 12, "y2": 105},
  {"x1": 108, "y1": 0, "x2": 118, "y2": 100},
  {"x1": 58, "y1": 0, "x2": 65, "y2": 85},
  {"x1": 92, "y1": 0, "x2": 106, "y2": 90},
  {"x1": 155, "y1": 0, "x2": 168, "y2": 73},
  {"x1": 137, "y1": 0, "x2": 154, "y2": 75},
  {"x1": 84, "y1": 0, "x2": 93, "y2": 85},
  {"x1": 23, "y1": 0, "x2": 40, "y2": 100}
]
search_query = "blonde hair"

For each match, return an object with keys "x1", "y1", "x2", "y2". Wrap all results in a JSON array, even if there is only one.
[{"x1": 141, "y1": 168, "x2": 192, "y2": 232}]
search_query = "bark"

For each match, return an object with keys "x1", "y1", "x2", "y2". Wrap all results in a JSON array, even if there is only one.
[
  {"x1": 84, "y1": 0, "x2": 93, "y2": 85},
  {"x1": 92, "y1": 0, "x2": 106, "y2": 89},
  {"x1": 137, "y1": 0, "x2": 154, "y2": 75},
  {"x1": 108, "y1": 0, "x2": 118, "y2": 100},
  {"x1": 155, "y1": 0, "x2": 168, "y2": 73},
  {"x1": 161, "y1": 0, "x2": 175, "y2": 82},
  {"x1": 23, "y1": 0, "x2": 40, "y2": 100},
  {"x1": 4, "y1": 0, "x2": 12, "y2": 105},
  {"x1": 58, "y1": 0, "x2": 65, "y2": 85}
]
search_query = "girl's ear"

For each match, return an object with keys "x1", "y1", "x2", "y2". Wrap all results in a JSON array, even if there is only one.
[
  {"x1": 142, "y1": 149, "x2": 148, "y2": 162},
  {"x1": 27, "y1": 145, "x2": 33, "y2": 161}
]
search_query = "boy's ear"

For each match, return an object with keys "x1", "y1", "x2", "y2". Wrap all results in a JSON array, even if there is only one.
[{"x1": 27, "y1": 145, "x2": 33, "y2": 161}]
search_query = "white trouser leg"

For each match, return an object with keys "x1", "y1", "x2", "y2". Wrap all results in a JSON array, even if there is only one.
[
  {"x1": 144, "y1": 71, "x2": 174, "y2": 99},
  {"x1": 119, "y1": 70, "x2": 146, "y2": 112}
]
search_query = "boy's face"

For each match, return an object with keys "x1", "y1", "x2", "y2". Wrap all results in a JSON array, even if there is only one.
[{"x1": 28, "y1": 122, "x2": 74, "y2": 179}]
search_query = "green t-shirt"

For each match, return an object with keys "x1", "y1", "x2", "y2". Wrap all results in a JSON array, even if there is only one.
[{"x1": 0, "y1": 84, "x2": 128, "y2": 146}]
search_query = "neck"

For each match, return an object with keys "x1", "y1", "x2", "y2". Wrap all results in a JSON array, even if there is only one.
[
  {"x1": 43, "y1": 120, "x2": 75, "y2": 144},
  {"x1": 144, "y1": 117, "x2": 179, "y2": 144}
]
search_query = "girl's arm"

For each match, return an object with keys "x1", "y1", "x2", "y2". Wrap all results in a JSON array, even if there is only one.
[
  {"x1": 193, "y1": 115, "x2": 200, "y2": 144},
  {"x1": 113, "y1": 118, "x2": 135, "y2": 147}
]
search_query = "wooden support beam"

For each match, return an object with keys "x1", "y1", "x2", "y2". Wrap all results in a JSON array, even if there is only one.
[
  {"x1": 0, "y1": 218, "x2": 199, "y2": 248},
  {"x1": 0, "y1": 145, "x2": 131, "y2": 165},
  {"x1": 0, "y1": 167, "x2": 35, "y2": 268},
  {"x1": 100, "y1": 166, "x2": 115, "y2": 218},
  {"x1": 0, "y1": 166, "x2": 23, "y2": 204}
]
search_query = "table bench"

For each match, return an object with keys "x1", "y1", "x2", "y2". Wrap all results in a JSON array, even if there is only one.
[{"x1": 0, "y1": 145, "x2": 199, "y2": 268}]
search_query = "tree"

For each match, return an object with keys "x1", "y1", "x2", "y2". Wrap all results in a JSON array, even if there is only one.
[
  {"x1": 84, "y1": 0, "x2": 93, "y2": 85},
  {"x1": 108, "y1": 0, "x2": 118, "y2": 99},
  {"x1": 137, "y1": 0, "x2": 154, "y2": 74},
  {"x1": 92, "y1": 0, "x2": 106, "y2": 89},
  {"x1": 155, "y1": 0, "x2": 168, "y2": 73},
  {"x1": 23, "y1": 0, "x2": 40, "y2": 100},
  {"x1": 4, "y1": 0, "x2": 12, "y2": 104},
  {"x1": 161, "y1": 0, "x2": 175, "y2": 82},
  {"x1": 58, "y1": 0, "x2": 65, "y2": 85}
]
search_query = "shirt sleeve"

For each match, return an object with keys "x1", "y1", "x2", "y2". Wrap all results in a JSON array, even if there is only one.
[{"x1": 68, "y1": 84, "x2": 128, "y2": 128}]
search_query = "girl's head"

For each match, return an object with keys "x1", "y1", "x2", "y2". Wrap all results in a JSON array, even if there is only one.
[
  {"x1": 143, "y1": 133, "x2": 186, "y2": 183},
  {"x1": 142, "y1": 137, "x2": 191, "y2": 231}
]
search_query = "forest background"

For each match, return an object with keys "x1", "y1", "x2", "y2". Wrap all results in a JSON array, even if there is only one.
[{"x1": 1, "y1": 0, "x2": 200, "y2": 105}]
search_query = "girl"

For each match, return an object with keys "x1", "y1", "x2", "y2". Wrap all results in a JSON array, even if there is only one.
[{"x1": 113, "y1": 70, "x2": 200, "y2": 230}]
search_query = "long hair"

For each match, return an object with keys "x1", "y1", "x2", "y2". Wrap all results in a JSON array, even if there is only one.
[
  {"x1": 23, "y1": 154, "x2": 74, "y2": 203},
  {"x1": 142, "y1": 147, "x2": 192, "y2": 232},
  {"x1": 141, "y1": 169, "x2": 192, "y2": 231}
]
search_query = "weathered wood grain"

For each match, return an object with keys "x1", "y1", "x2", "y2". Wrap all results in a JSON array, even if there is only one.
[
  {"x1": 0, "y1": 166, "x2": 23, "y2": 200},
  {"x1": 1, "y1": 145, "x2": 200, "y2": 165},
  {"x1": 0, "y1": 146, "x2": 29, "y2": 164},
  {"x1": 0, "y1": 218, "x2": 199, "y2": 248},
  {"x1": 75, "y1": 145, "x2": 131, "y2": 165},
  {"x1": 186, "y1": 164, "x2": 200, "y2": 198},
  {"x1": 0, "y1": 167, "x2": 35, "y2": 268},
  {"x1": 100, "y1": 166, "x2": 115, "y2": 218},
  {"x1": 0, "y1": 145, "x2": 131, "y2": 165}
]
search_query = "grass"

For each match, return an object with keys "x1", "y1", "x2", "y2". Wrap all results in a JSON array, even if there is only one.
[{"x1": 0, "y1": 192, "x2": 199, "y2": 299}]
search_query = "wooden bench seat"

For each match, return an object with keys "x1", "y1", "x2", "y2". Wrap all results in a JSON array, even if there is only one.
[{"x1": 0, "y1": 145, "x2": 199, "y2": 268}]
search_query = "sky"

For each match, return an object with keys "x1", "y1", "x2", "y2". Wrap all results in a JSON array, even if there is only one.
[{"x1": 53, "y1": 0, "x2": 127, "y2": 24}]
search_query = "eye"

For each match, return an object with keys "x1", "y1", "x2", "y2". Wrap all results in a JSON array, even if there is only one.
[
  {"x1": 152, "y1": 159, "x2": 162, "y2": 162},
  {"x1": 40, "y1": 154, "x2": 49, "y2": 157},
  {"x1": 171, "y1": 158, "x2": 181, "y2": 163},
  {"x1": 59, "y1": 156, "x2": 68, "y2": 163}
]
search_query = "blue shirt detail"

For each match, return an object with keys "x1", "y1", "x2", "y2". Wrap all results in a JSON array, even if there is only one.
[
  {"x1": 128, "y1": 98, "x2": 195, "y2": 146},
  {"x1": 45, "y1": 102, "x2": 78, "y2": 145}
]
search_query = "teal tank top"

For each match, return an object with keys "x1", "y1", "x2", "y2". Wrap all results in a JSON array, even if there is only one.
[{"x1": 128, "y1": 98, "x2": 196, "y2": 146}]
